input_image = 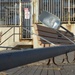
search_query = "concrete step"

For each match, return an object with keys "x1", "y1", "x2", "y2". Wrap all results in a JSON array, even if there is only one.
[{"x1": 10, "y1": 39, "x2": 33, "y2": 49}]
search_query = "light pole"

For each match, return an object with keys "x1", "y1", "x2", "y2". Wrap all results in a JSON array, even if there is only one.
[
  {"x1": 68, "y1": 0, "x2": 71, "y2": 25},
  {"x1": 19, "y1": 0, "x2": 22, "y2": 39},
  {"x1": 15, "y1": 3, "x2": 17, "y2": 26},
  {"x1": 19, "y1": 0, "x2": 22, "y2": 26}
]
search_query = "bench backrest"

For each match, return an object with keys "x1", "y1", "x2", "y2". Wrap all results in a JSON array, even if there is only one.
[{"x1": 34, "y1": 24, "x2": 74, "y2": 47}]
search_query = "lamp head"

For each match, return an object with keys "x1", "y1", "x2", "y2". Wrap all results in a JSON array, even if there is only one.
[{"x1": 39, "y1": 11, "x2": 61, "y2": 30}]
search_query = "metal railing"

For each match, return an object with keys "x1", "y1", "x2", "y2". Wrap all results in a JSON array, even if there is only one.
[
  {"x1": 0, "y1": 26, "x2": 19, "y2": 46},
  {"x1": 0, "y1": 1, "x2": 19, "y2": 25},
  {"x1": 39, "y1": 0, "x2": 75, "y2": 24},
  {"x1": 0, "y1": 26, "x2": 32, "y2": 47}
]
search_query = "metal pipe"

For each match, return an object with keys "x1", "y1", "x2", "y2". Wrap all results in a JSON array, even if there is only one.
[
  {"x1": 23, "y1": 27, "x2": 55, "y2": 45},
  {"x1": 0, "y1": 44, "x2": 75, "y2": 71},
  {"x1": 60, "y1": 26, "x2": 73, "y2": 36}
]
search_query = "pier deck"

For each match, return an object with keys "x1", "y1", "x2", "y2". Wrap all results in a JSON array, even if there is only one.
[{"x1": 4, "y1": 60, "x2": 75, "y2": 75}]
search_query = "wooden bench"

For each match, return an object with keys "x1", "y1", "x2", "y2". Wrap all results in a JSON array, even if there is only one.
[{"x1": 34, "y1": 24, "x2": 74, "y2": 64}]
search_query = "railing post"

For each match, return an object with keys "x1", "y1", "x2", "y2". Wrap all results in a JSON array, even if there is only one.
[
  {"x1": 19, "y1": 0, "x2": 22, "y2": 39},
  {"x1": 13, "y1": 26, "x2": 15, "y2": 42}
]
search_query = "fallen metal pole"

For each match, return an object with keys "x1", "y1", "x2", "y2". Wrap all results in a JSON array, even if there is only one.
[{"x1": 0, "y1": 44, "x2": 75, "y2": 71}]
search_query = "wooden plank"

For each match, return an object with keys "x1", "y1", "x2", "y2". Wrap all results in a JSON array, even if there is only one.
[
  {"x1": 4, "y1": 60, "x2": 75, "y2": 75},
  {"x1": 5, "y1": 67, "x2": 21, "y2": 75},
  {"x1": 34, "y1": 25, "x2": 74, "y2": 41},
  {"x1": 36, "y1": 31, "x2": 58, "y2": 38},
  {"x1": 63, "y1": 64, "x2": 75, "y2": 75},
  {"x1": 57, "y1": 37, "x2": 74, "y2": 40},
  {"x1": 59, "y1": 68, "x2": 67, "y2": 75},
  {"x1": 27, "y1": 66, "x2": 38, "y2": 75},
  {"x1": 34, "y1": 24, "x2": 74, "y2": 46},
  {"x1": 34, "y1": 24, "x2": 57, "y2": 34},
  {"x1": 38, "y1": 37, "x2": 73, "y2": 44},
  {"x1": 20, "y1": 66, "x2": 32, "y2": 75},
  {"x1": 33, "y1": 65, "x2": 44, "y2": 75},
  {"x1": 35, "y1": 24, "x2": 74, "y2": 37},
  {"x1": 40, "y1": 65, "x2": 48, "y2": 75},
  {"x1": 34, "y1": 24, "x2": 74, "y2": 49},
  {"x1": 5, "y1": 66, "x2": 27, "y2": 75},
  {"x1": 36, "y1": 30, "x2": 74, "y2": 40},
  {"x1": 38, "y1": 41, "x2": 71, "y2": 46},
  {"x1": 53, "y1": 69, "x2": 61, "y2": 75},
  {"x1": 48, "y1": 65, "x2": 55, "y2": 75},
  {"x1": 60, "y1": 31, "x2": 74, "y2": 37},
  {"x1": 52, "y1": 64, "x2": 62, "y2": 75},
  {"x1": 14, "y1": 66, "x2": 28, "y2": 75}
]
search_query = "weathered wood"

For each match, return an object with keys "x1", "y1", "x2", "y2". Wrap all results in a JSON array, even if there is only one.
[
  {"x1": 39, "y1": 41, "x2": 71, "y2": 45},
  {"x1": 4, "y1": 60, "x2": 75, "y2": 75},
  {"x1": 6, "y1": 66, "x2": 27, "y2": 75},
  {"x1": 34, "y1": 24, "x2": 74, "y2": 46},
  {"x1": 32, "y1": 65, "x2": 44, "y2": 75},
  {"x1": 40, "y1": 65, "x2": 48, "y2": 75},
  {"x1": 27, "y1": 66, "x2": 38, "y2": 75},
  {"x1": 37, "y1": 31, "x2": 74, "y2": 40},
  {"x1": 38, "y1": 37, "x2": 73, "y2": 43},
  {"x1": 34, "y1": 24, "x2": 73, "y2": 37}
]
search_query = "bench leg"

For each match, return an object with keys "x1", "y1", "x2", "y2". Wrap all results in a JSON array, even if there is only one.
[
  {"x1": 73, "y1": 51, "x2": 75, "y2": 62},
  {"x1": 47, "y1": 58, "x2": 51, "y2": 65},
  {"x1": 62, "y1": 53, "x2": 69, "y2": 63},
  {"x1": 47, "y1": 57, "x2": 58, "y2": 65}
]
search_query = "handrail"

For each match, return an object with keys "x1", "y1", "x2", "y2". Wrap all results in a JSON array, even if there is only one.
[
  {"x1": 0, "y1": 33, "x2": 14, "y2": 45},
  {"x1": 0, "y1": 33, "x2": 21, "y2": 45},
  {"x1": 0, "y1": 46, "x2": 14, "y2": 48},
  {"x1": 0, "y1": 26, "x2": 20, "y2": 45},
  {"x1": 1, "y1": 27, "x2": 14, "y2": 37},
  {"x1": 0, "y1": 26, "x2": 32, "y2": 46}
]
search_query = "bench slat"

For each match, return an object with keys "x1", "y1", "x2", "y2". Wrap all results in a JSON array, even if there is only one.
[
  {"x1": 35, "y1": 24, "x2": 73, "y2": 37},
  {"x1": 39, "y1": 41, "x2": 72, "y2": 45},
  {"x1": 38, "y1": 37, "x2": 73, "y2": 44},
  {"x1": 36, "y1": 31, "x2": 74, "y2": 40}
]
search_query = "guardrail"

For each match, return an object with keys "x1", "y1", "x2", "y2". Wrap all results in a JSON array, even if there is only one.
[{"x1": 0, "y1": 26, "x2": 20, "y2": 49}]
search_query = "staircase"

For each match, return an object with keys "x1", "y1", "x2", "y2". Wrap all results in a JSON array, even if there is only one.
[
  {"x1": 12, "y1": 39, "x2": 33, "y2": 50},
  {"x1": 0, "y1": 26, "x2": 33, "y2": 50}
]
